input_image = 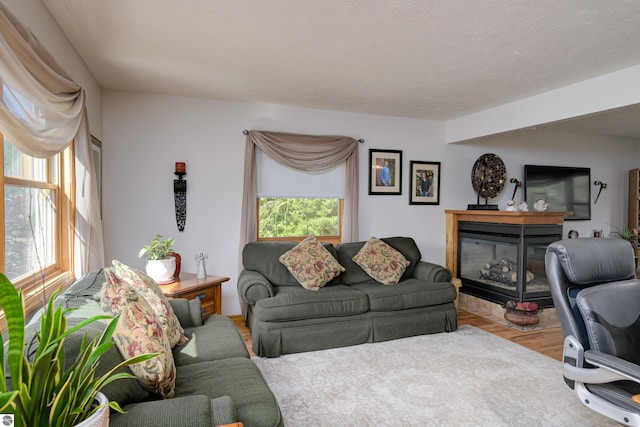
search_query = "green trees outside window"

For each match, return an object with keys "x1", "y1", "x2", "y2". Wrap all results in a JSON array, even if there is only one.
[{"x1": 258, "y1": 198, "x2": 340, "y2": 238}]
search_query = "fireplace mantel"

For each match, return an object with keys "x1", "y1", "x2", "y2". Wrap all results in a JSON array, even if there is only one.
[{"x1": 445, "y1": 210, "x2": 568, "y2": 278}]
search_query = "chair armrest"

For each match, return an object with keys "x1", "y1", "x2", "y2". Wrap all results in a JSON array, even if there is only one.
[
  {"x1": 237, "y1": 270, "x2": 275, "y2": 305},
  {"x1": 412, "y1": 260, "x2": 453, "y2": 283},
  {"x1": 585, "y1": 350, "x2": 640, "y2": 383},
  {"x1": 168, "y1": 298, "x2": 204, "y2": 328},
  {"x1": 562, "y1": 342, "x2": 640, "y2": 385},
  {"x1": 111, "y1": 395, "x2": 236, "y2": 427}
]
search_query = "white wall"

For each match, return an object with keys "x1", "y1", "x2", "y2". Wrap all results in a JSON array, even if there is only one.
[
  {"x1": 446, "y1": 64, "x2": 640, "y2": 144},
  {"x1": 103, "y1": 91, "x2": 637, "y2": 315},
  {"x1": 7, "y1": 0, "x2": 638, "y2": 316}
]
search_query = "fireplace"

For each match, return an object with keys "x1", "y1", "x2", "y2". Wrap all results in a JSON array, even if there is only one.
[{"x1": 456, "y1": 221, "x2": 562, "y2": 307}]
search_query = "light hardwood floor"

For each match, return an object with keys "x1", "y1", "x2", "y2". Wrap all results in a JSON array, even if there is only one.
[{"x1": 231, "y1": 309, "x2": 564, "y2": 361}]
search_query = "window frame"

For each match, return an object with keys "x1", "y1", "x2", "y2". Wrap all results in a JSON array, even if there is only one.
[
  {"x1": 1, "y1": 135, "x2": 75, "y2": 316},
  {"x1": 256, "y1": 198, "x2": 344, "y2": 245}
]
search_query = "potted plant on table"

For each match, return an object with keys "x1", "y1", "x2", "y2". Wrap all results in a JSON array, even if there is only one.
[
  {"x1": 138, "y1": 234, "x2": 178, "y2": 284},
  {"x1": 610, "y1": 225, "x2": 638, "y2": 267},
  {"x1": 610, "y1": 225, "x2": 638, "y2": 248},
  {"x1": 0, "y1": 273, "x2": 156, "y2": 427}
]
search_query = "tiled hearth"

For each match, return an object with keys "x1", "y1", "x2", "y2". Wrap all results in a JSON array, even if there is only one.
[{"x1": 459, "y1": 292, "x2": 560, "y2": 331}]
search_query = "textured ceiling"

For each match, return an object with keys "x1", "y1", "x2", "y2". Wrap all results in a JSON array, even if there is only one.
[{"x1": 41, "y1": 0, "x2": 640, "y2": 125}]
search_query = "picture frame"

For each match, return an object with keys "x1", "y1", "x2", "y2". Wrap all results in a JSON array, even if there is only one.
[
  {"x1": 368, "y1": 149, "x2": 402, "y2": 195},
  {"x1": 409, "y1": 161, "x2": 441, "y2": 205},
  {"x1": 90, "y1": 135, "x2": 102, "y2": 216}
]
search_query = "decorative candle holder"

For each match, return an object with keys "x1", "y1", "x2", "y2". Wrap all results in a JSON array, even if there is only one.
[{"x1": 174, "y1": 162, "x2": 187, "y2": 232}]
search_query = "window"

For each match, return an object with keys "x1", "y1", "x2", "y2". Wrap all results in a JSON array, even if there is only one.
[
  {"x1": 256, "y1": 148, "x2": 344, "y2": 244},
  {"x1": 1, "y1": 134, "x2": 74, "y2": 312},
  {"x1": 258, "y1": 197, "x2": 343, "y2": 244}
]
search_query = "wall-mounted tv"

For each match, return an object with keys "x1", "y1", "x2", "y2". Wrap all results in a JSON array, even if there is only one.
[{"x1": 524, "y1": 165, "x2": 591, "y2": 221}]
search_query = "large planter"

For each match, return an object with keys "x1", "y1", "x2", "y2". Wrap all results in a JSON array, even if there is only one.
[
  {"x1": 75, "y1": 392, "x2": 109, "y2": 427},
  {"x1": 145, "y1": 257, "x2": 176, "y2": 284}
]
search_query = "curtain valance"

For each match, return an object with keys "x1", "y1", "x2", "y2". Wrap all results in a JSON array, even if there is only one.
[{"x1": 240, "y1": 130, "x2": 359, "y2": 246}]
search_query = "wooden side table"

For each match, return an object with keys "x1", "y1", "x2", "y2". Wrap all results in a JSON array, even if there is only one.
[{"x1": 159, "y1": 272, "x2": 229, "y2": 317}]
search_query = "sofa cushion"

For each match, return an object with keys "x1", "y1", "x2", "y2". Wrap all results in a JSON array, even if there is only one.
[
  {"x1": 336, "y1": 237, "x2": 422, "y2": 285},
  {"x1": 174, "y1": 315, "x2": 249, "y2": 366},
  {"x1": 243, "y1": 240, "x2": 339, "y2": 286},
  {"x1": 278, "y1": 235, "x2": 345, "y2": 290},
  {"x1": 175, "y1": 357, "x2": 283, "y2": 427},
  {"x1": 85, "y1": 329, "x2": 154, "y2": 406},
  {"x1": 112, "y1": 395, "x2": 221, "y2": 427},
  {"x1": 111, "y1": 260, "x2": 188, "y2": 347},
  {"x1": 60, "y1": 268, "x2": 107, "y2": 301},
  {"x1": 253, "y1": 285, "x2": 369, "y2": 321},
  {"x1": 22, "y1": 304, "x2": 152, "y2": 408},
  {"x1": 352, "y1": 237, "x2": 410, "y2": 285},
  {"x1": 351, "y1": 278, "x2": 457, "y2": 311},
  {"x1": 101, "y1": 268, "x2": 177, "y2": 398}
]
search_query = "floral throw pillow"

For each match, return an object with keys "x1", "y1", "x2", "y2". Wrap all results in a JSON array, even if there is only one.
[
  {"x1": 352, "y1": 237, "x2": 410, "y2": 285},
  {"x1": 101, "y1": 268, "x2": 176, "y2": 398},
  {"x1": 279, "y1": 235, "x2": 345, "y2": 291},
  {"x1": 111, "y1": 260, "x2": 188, "y2": 347}
]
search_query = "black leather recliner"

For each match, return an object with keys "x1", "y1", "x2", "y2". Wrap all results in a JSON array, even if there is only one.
[{"x1": 546, "y1": 238, "x2": 640, "y2": 426}]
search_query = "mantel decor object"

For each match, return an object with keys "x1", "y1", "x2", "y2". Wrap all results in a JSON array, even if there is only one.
[
  {"x1": 509, "y1": 177, "x2": 521, "y2": 201},
  {"x1": 468, "y1": 153, "x2": 506, "y2": 210},
  {"x1": 174, "y1": 162, "x2": 187, "y2": 231}
]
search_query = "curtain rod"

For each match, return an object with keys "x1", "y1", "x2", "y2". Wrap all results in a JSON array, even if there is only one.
[{"x1": 242, "y1": 129, "x2": 364, "y2": 143}]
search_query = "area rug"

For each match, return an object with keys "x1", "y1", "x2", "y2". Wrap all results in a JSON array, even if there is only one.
[{"x1": 252, "y1": 325, "x2": 616, "y2": 426}]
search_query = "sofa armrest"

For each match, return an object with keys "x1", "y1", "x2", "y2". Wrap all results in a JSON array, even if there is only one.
[
  {"x1": 111, "y1": 395, "x2": 236, "y2": 427},
  {"x1": 237, "y1": 270, "x2": 275, "y2": 305},
  {"x1": 412, "y1": 260, "x2": 453, "y2": 283},
  {"x1": 211, "y1": 395, "x2": 238, "y2": 427},
  {"x1": 168, "y1": 298, "x2": 204, "y2": 328}
]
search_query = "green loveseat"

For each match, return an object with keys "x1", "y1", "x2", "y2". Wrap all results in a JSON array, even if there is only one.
[
  {"x1": 23, "y1": 270, "x2": 283, "y2": 427},
  {"x1": 238, "y1": 236, "x2": 458, "y2": 358}
]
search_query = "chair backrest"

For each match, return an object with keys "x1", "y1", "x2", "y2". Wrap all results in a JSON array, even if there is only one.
[{"x1": 546, "y1": 238, "x2": 638, "y2": 355}]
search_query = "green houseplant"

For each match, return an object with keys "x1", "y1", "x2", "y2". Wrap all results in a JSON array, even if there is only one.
[
  {"x1": 137, "y1": 234, "x2": 175, "y2": 260},
  {"x1": 610, "y1": 225, "x2": 638, "y2": 249},
  {"x1": 138, "y1": 235, "x2": 177, "y2": 284},
  {"x1": 0, "y1": 272, "x2": 156, "y2": 427}
]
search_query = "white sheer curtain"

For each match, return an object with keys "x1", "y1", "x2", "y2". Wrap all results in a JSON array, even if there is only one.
[
  {"x1": 240, "y1": 130, "x2": 359, "y2": 246},
  {"x1": 0, "y1": 3, "x2": 104, "y2": 276}
]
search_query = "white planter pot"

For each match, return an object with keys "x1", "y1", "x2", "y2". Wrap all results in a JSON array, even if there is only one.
[
  {"x1": 145, "y1": 258, "x2": 176, "y2": 284},
  {"x1": 75, "y1": 392, "x2": 109, "y2": 427}
]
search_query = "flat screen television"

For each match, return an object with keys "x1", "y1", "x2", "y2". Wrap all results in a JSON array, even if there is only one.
[{"x1": 524, "y1": 165, "x2": 591, "y2": 220}]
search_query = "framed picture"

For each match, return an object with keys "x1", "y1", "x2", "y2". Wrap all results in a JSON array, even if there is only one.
[
  {"x1": 368, "y1": 149, "x2": 402, "y2": 195},
  {"x1": 90, "y1": 135, "x2": 102, "y2": 216},
  {"x1": 409, "y1": 161, "x2": 441, "y2": 205}
]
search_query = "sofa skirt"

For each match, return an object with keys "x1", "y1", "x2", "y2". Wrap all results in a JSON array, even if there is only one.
[{"x1": 248, "y1": 303, "x2": 457, "y2": 358}]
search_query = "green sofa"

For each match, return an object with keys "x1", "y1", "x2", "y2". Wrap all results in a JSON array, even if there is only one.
[
  {"x1": 23, "y1": 270, "x2": 283, "y2": 427},
  {"x1": 238, "y1": 236, "x2": 458, "y2": 358}
]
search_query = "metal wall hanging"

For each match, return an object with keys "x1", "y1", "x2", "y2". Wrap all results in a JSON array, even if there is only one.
[
  {"x1": 594, "y1": 180, "x2": 607, "y2": 205},
  {"x1": 174, "y1": 162, "x2": 187, "y2": 231},
  {"x1": 509, "y1": 178, "x2": 522, "y2": 201}
]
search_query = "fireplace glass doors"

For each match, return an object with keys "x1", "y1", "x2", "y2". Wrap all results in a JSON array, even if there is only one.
[{"x1": 457, "y1": 221, "x2": 562, "y2": 307}]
